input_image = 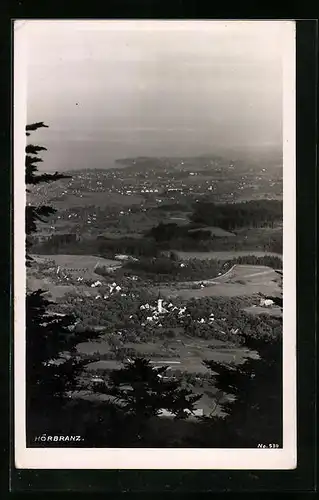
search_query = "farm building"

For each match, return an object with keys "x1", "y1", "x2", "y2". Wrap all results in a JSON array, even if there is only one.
[
  {"x1": 114, "y1": 254, "x2": 138, "y2": 262},
  {"x1": 260, "y1": 298, "x2": 275, "y2": 307}
]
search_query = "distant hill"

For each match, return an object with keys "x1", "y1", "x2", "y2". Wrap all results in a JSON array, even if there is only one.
[{"x1": 115, "y1": 147, "x2": 282, "y2": 171}]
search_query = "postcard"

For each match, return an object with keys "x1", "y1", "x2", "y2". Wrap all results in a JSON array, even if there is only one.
[{"x1": 14, "y1": 19, "x2": 296, "y2": 469}]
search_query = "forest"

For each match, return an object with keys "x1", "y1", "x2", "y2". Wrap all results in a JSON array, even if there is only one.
[
  {"x1": 29, "y1": 196, "x2": 283, "y2": 258},
  {"x1": 190, "y1": 199, "x2": 282, "y2": 230},
  {"x1": 30, "y1": 224, "x2": 282, "y2": 257},
  {"x1": 120, "y1": 256, "x2": 222, "y2": 282}
]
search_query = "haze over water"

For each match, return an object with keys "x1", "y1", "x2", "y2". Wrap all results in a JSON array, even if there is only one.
[{"x1": 25, "y1": 21, "x2": 285, "y2": 171}]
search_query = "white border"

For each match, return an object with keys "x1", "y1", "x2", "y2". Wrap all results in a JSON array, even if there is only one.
[
  {"x1": 14, "y1": 20, "x2": 27, "y2": 456},
  {"x1": 14, "y1": 20, "x2": 296, "y2": 470}
]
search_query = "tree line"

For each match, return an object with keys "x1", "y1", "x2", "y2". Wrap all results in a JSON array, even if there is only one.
[
  {"x1": 227, "y1": 254, "x2": 282, "y2": 269},
  {"x1": 30, "y1": 228, "x2": 282, "y2": 258},
  {"x1": 122, "y1": 256, "x2": 221, "y2": 282},
  {"x1": 190, "y1": 200, "x2": 282, "y2": 230}
]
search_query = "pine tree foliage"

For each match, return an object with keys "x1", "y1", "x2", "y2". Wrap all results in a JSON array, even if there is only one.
[
  {"x1": 25, "y1": 144, "x2": 47, "y2": 155},
  {"x1": 203, "y1": 332, "x2": 282, "y2": 446},
  {"x1": 93, "y1": 357, "x2": 202, "y2": 419},
  {"x1": 26, "y1": 289, "x2": 103, "y2": 404},
  {"x1": 26, "y1": 121, "x2": 48, "y2": 133},
  {"x1": 201, "y1": 268, "x2": 283, "y2": 448},
  {"x1": 25, "y1": 122, "x2": 71, "y2": 266},
  {"x1": 25, "y1": 123, "x2": 69, "y2": 216},
  {"x1": 201, "y1": 259, "x2": 284, "y2": 447},
  {"x1": 26, "y1": 205, "x2": 56, "y2": 234},
  {"x1": 25, "y1": 123, "x2": 99, "y2": 409},
  {"x1": 26, "y1": 290, "x2": 79, "y2": 401}
]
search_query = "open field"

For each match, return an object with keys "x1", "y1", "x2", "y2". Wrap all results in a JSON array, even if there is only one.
[
  {"x1": 27, "y1": 277, "x2": 75, "y2": 299},
  {"x1": 168, "y1": 217, "x2": 190, "y2": 225},
  {"x1": 98, "y1": 232, "x2": 144, "y2": 239},
  {"x1": 175, "y1": 250, "x2": 282, "y2": 260},
  {"x1": 77, "y1": 341, "x2": 112, "y2": 356},
  {"x1": 188, "y1": 226, "x2": 236, "y2": 237},
  {"x1": 85, "y1": 360, "x2": 121, "y2": 371},
  {"x1": 27, "y1": 254, "x2": 121, "y2": 299},
  {"x1": 32, "y1": 254, "x2": 119, "y2": 269},
  {"x1": 28, "y1": 254, "x2": 121, "y2": 300},
  {"x1": 27, "y1": 276, "x2": 102, "y2": 300},
  {"x1": 158, "y1": 284, "x2": 279, "y2": 299},
  {"x1": 244, "y1": 305, "x2": 282, "y2": 317},
  {"x1": 155, "y1": 264, "x2": 281, "y2": 299},
  {"x1": 77, "y1": 336, "x2": 255, "y2": 375},
  {"x1": 212, "y1": 264, "x2": 280, "y2": 283}
]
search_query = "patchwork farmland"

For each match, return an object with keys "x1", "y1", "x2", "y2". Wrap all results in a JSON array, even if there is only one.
[{"x1": 156, "y1": 264, "x2": 282, "y2": 299}]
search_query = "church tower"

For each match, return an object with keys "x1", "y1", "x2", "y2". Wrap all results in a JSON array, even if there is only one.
[{"x1": 157, "y1": 291, "x2": 164, "y2": 314}]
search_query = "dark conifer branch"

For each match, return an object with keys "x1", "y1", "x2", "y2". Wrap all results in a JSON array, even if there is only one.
[
  {"x1": 26, "y1": 144, "x2": 47, "y2": 154},
  {"x1": 26, "y1": 122, "x2": 49, "y2": 132}
]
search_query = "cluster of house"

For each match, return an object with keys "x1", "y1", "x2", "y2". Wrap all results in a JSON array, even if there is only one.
[
  {"x1": 90, "y1": 280, "x2": 103, "y2": 288},
  {"x1": 90, "y1": 281, "x2": 126, "y2": 300},
  {"x1": 137, "y1": 297, "x2": 221, "y2": 329},
  {"x1": 139, "y1": 298, "x2": 188, "y2": 326},
  {"x1": 196, "y1": 313, "x2": 215, "y2": 324},
  {"x1": 134, "y1": 298, "x2": 242, "y2": 338}
]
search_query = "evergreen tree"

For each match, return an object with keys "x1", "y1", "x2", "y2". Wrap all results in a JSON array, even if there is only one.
[
  {"x1": 25, "y1": 123, "x2": 98, "y2": 420},
  {"x1": 197, "y1": 267, "x2": 284, "y2": 448},
  {"x1": 25, "y1": 122, "x2": 71, "y2": 267},
  {"x1": 195, "y1": 271, "x2": 283, "y2": 449},
  {"x1": 202, "y1": 331, "x2": 282, "y2": 447},
  {"x1": 26, "y1": 290, "x2": 80, "y2": 402},
  {"x1": 93, "y1": 357, "x2": 201, "y2": 420},
  {"x1": 90, "y1": 357, "x2": 202, "y2": 446}
]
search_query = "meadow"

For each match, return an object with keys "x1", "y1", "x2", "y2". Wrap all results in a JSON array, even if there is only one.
[
  {"x1": 32, "y1": 254, "x2": 119, "y2": 269},
  {"x1": 154, "y1": 263, "x2": 282, "y2": 299},
  {"x1": 175, "y1": 250, "x2": 282, "y2": 260}
]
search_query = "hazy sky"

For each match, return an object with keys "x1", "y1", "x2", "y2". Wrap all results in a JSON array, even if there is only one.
[{"x1": 21, "y1": 20, "x2": 289, "y2": 171}]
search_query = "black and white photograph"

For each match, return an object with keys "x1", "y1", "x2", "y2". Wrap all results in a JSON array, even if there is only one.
[{"x1": 14, "y1": 20, "x2": 296, "y2": 469}]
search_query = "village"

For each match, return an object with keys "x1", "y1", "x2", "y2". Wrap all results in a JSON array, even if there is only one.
[{"x1": 27, "y1": 248, "x2": 281, "y2": 422}]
